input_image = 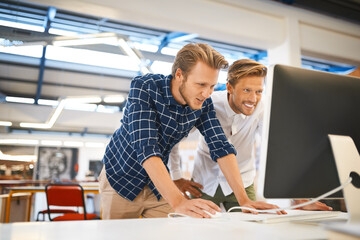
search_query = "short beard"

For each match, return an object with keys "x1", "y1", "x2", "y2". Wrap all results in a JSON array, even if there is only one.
[{"x1": 179, "y1": 78, "x2": 190, "y2": 106}]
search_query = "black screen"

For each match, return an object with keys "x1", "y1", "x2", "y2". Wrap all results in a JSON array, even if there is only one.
[{"x1": 263, "y1": 64, "x2": 360, "y2": 199}]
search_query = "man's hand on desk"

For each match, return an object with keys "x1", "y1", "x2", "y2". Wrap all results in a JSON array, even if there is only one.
[
  {"x1": 174, "y1": 198, "x2": 221, "y2": 218},
  {"x1": 173, "y1": 178, "x2": 203, "y2": 199},
  {"x1": 241, "y1": 199, "x2": 287, "y2": 215},
  {"x1": 292, "y1": 199, "x2": 333, "y2": 211}
]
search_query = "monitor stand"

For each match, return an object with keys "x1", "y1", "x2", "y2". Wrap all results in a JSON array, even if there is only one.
[{"x1": 328, "y1": 134, "x2": 360, "y2": 224}]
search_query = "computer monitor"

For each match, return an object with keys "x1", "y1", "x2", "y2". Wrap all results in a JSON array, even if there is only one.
[{"x1": 259, "y1": 64, "x2": 360, "y2": 203}]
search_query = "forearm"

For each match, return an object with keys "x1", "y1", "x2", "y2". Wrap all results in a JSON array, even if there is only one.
[
  {"x1": 143, "y1": 156, "x2": 185, "y2": 208},
  {"x1": 218, "y1": 155, "x2": 287, "y2": 215},
  {"x1": 217, "y1": 154, "x2": 251, "y2": 205}
]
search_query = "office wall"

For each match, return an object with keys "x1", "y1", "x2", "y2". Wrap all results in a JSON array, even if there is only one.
[{"x1": 0, "y1": 134, "x2": 109, "y2": 181}]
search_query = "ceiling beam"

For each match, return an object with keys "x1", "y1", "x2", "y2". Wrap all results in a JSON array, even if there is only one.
[{"x1": 35, "y1": 7, "x2": 57, "y2": 104}]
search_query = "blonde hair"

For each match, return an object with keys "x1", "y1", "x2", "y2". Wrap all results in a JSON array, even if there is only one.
[
  {"x1": 227, "y1": 59, "x2": 267, "y2": 86},
  {"x1": 171, "y1": 43, "x2": 228, "y2": 78}
]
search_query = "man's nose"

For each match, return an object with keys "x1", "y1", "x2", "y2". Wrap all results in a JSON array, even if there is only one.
[
  {"x1": 248, "y1": 91, "x2": 257, "y2": 102},
  {"x1": 202, "y1": 87, "x2": 212, "y2": 99}
]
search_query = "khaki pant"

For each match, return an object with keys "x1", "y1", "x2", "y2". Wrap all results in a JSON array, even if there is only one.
[
  {"x1": 191, "y1": 184, "x2": 256, "y2": 212},
  {"x1": 98, "y1": 167, "x2": 173, "y2": 219}
]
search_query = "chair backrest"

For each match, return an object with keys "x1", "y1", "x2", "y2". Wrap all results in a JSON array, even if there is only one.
[{"x1": 45, "y1": 183, "x2": 88, "y2": 220}]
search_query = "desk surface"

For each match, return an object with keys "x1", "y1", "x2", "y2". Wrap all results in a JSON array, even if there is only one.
[{"x1": 0, "y1": 212, "x2": 348, "y2": 240}]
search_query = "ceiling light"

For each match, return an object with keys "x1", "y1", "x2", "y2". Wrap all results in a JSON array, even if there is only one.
[
  {"x1": 0, "y1": 20, "x2": 45, "y2": 32},
  {"x1": 40, "y1": 140, "x2": 62, "y2": 146},
  {"x1": 38, "y1": 99, "x2": 59, "y2": 106},
  {"x1": 161, "y1": 47, "x2": 179, "y2": 56},
  {"x1": 132, "y1": 42, "x2": 158, "y2": 53},
  {"x1": 5, "y1": 96, "x2": 35, "y2": 104},
  {"x1": 0, "y1": 121, "x2": 12, "y2": 126},
  {"x1": 65, "y1": 96, "x2": 102, "y2": 104},
  {"x1": 19, "y1": 123, "x2": 51, "y2": 129},
  {"x1": 0, "y1": 45, "x2": 44, "y2": 58},
  {"x1": 16, "y1": 139, "x2": 39, "y2": 145},
  {"x1": 0, "y1": 139, "x2": 17, "y2": 144},
  {"x1": 63, "y1": 141, "x2": 84, "y2": 147},
  {"x1": 104, "y1": 95, "x2": 125, "y2": 103},
  {"x1": 64, "y1": 103, "x2": 97, "y2": 112},
  {"x1": 48, "y1": 28, "x2": 79, "y2": 37},
  {"x1": 53, "y1": 37, "x2": 118, "y2": 47},
  {"x1": 85, "y1": 142, "x2": 105, "y2": 148},
  {"x1": 0, "y1": 139, "x2": 39, "y2": 145},
  {"x1": 45, "y1": 45, "x2": 140, "y2": 71}
]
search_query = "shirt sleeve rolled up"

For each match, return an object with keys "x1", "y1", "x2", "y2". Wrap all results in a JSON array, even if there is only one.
[{"x1": 195, "y1": 99, "x2": 237, "y2": 162}]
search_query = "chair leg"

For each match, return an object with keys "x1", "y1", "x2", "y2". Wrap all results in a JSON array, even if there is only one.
[
  {"x1": 36, "y1": 212, "x2": 41, "y2": 221},
  {"x1": 36, "y1": 211, "x2": 46, "y2": 221}
]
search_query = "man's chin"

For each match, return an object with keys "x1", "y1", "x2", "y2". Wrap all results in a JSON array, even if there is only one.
[{"x1": 242, "y1": 110, "x2": 254, "y2": 116}]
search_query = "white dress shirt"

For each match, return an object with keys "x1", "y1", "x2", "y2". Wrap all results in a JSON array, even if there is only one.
[{"x1": 169, "y1": 90, "x2": 263, "y2": 197}]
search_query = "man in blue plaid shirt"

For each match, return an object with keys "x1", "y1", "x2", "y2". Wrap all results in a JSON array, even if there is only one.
[{"x1": 99, "y1": 43, "x2": 262, "y2": 219}]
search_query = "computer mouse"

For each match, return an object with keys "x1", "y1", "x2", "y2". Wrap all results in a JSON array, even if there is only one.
[{"x1": 203, "y1": 210, "x2": 222, "y2": 218}]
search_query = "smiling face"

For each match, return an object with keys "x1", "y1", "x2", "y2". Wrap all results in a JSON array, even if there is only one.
[
  {"x1": 226, "y1": 75, "x2": 264, "y2": 116},
  {"x1": 175, "y1": 61, "x2": 219, "y2": 110}
]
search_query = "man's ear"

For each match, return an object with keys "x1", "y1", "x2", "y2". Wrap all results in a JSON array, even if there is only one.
[
  {"x1": 226, "y1": 82, "x2": 233, "y2": 94},
  {"x1": 174, "y1": 68, "x2": 183, "y2": 81}
]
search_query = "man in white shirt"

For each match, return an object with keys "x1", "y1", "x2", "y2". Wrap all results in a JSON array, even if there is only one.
[{"x1": 169, "y1": 59, "x2": 332, "y2": 211}]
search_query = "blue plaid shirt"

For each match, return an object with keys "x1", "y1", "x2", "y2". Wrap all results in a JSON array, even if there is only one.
[{"x1": 103, "y1": 73, "x2": 236, "y2": 201}]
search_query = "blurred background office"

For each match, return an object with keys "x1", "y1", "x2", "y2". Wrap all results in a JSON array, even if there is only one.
[{"x1": 0, "y1": 0, "x2": 359, "y2": 221}]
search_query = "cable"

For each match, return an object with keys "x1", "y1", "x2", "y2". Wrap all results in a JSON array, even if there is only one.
[{"x1": 227, "y1": 176, "x2": 352, "y2": 213}]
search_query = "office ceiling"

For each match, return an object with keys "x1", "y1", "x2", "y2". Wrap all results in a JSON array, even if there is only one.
[
  {"x1": 271, "y1": 0, "x2": 360, "y2": 25},
  {"x1": 0, "y1": 0, "x2": 265, "y2": 136},
  {"x1": 0, "y1": 0, "x2": 358, "y2": 137}
]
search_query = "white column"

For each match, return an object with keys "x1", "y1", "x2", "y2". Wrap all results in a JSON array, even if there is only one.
[{"x1": 268, "y1": 17, "x2": 302, "y2": 67}]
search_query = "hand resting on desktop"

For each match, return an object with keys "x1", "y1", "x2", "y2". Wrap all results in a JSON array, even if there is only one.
[
  {"x1": 203, "y1": 210, "x2": 222, "y2": 218},
  {"x1": 292, "y1": 199, "x2": 333, "y2": 211}
]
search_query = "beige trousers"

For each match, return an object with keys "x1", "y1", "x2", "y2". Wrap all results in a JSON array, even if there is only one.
[{"x1": 98, "y1": 167, "x2": 173, "y2": 219}]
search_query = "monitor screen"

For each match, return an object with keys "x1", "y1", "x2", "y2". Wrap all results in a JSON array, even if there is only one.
[{"x1": 261, "y1": 64, "x2": 360, "y2": 199}]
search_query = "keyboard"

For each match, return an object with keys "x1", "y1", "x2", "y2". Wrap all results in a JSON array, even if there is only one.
[{"x1": 251, "y1": 210, "x2": 344, "y2": 224}]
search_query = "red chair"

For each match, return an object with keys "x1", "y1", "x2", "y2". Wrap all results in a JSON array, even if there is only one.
[
  {"x1": 36, "y1": 208, "x2": 77, "y2": 221},
  {"x1": 45, "y1": 183, "x2": 99, "y2": 221}
]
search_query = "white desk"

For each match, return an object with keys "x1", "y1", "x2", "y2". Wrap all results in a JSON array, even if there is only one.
[{"x1": 0, "y1": 212, "x2": 348, "y2": 240}]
